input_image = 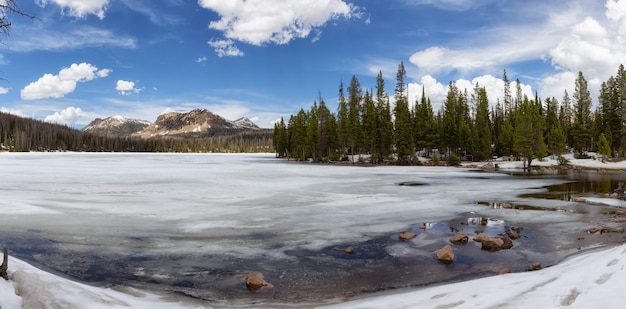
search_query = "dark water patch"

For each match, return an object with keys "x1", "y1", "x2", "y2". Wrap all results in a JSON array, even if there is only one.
[
  {"x1": 398, "y1": 181, "x2": 428, "y2": 186},
  {"x1": 476, "y1": 201, "x2": 576, "y2": 212}
]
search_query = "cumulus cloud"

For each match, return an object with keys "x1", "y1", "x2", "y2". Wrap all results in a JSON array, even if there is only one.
[
  {"x1": 198, "y1": 0, "x2": 361, "y2": 56},
  {"x1": 208, "y1": 39, "x2": 244, "y2": 57},
  {"x1": 36, "y1": 0, "x2": 110, "y2": 19},
  {"x1": 116, "y1": 80, "x2": 141, "y2": 95},
  {"x1": 21, "y1": 63, "x2": 111, "y2": 100},
  {"x1": 0, "y1": 87, "x2": 8, "y2": 95},
  {"x1": 407, "y1": 74, "x2": 534, "y2": 112},
  {"x1": 44, "y1": 106, "x2": 90, "y2": 126},
  {"x1": 196, "y1": 56, "x2": 208, "y2": 63},
  {"x1": 548, "y1": 17, "x2": 621, "y2": 76}
]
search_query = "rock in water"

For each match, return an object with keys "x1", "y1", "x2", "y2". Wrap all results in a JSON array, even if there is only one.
[
  {"x1": 449, "y1": 233, "x2": 469, "y2": 244},
  {"x1": 245, "y1": 272, "x2": 271, "y2": 291},
  {"x1": 399, "y1": 232, "x2": 417, "y2": 240},
  {"x1": 436, "y1": 244, "x2": 455, "y2": 265}
]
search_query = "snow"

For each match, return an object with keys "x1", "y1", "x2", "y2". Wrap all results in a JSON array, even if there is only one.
[
  {"x1": 0, "y1": 152, "x2": 625, "y2": 308},
  {"x1": 0, "y1": 242, "x2": 625, "y2": 308},
  {"x1": 1, "y1": 256, "x2": 204, "y2": 309},
  {"x1": 321, "y1": 243, "x2": 626, "y2": 309}
]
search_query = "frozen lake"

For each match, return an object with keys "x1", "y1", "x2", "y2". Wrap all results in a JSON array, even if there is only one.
[{"x1": 0, "y1": 153, "x2": 625, "y2": 307}]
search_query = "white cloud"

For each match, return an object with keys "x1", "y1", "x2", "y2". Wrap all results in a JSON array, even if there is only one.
[
  {"x1": 21, "y1": 63, "x2": 111, "y2": 100},
  {"x1": 407, "y1": 74, "x2": 534, "y2": 112},
  {"x1": 116, "y1": 80, "x2": 141, "y2": 95},
  {"x1": 198, "y1": 0, "x2": 361, "y2": 56},
  {"x1": 0, "y1": 87, "x2": 8, "y2": 95},
  {"x1": 44, "y1": 106, "x2": 90, "y2": 126},
  {"x1": 548, "y1": 17, "x2": 621, "y2": 76},
  {"x1": 208, "y1": 39, "x2": 244, "y2": 57},
  {"x1": 9, "y1": 26, "x2": 136, "y2": 52},
  {"x1": 196, "y1": 56, "x2": 208, "y2": 63},
  {"x1": 0, "y1": 107, "x2": 26, "y2": 117},
  {"x1": 36, "y1": 0, "x2": 110, "y2": 19}
]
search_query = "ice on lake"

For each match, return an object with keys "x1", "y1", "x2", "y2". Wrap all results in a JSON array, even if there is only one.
[{"x1": 0, "y1": 152, "x2": 624, "y2": 307}]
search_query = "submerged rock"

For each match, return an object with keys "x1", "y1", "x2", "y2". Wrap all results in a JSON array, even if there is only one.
[
  {"x1": 245, "y1": 272, "x2": 271, "y2": 291},
  {"x1": 449, "y1": 233, "x2": 469, "y2": 245},
  {"x1": 399, "y1": 232, "x2": 417, "y2": 240},
  {"x1": 436, "y1": 244, "x2": 455, "y2": 265},
  {"x1": 333, "y1": 246, "x2": 354, "y2": 254},
  {"x1": 473, "y1": 233, "x2": 513, "y2": 251}
]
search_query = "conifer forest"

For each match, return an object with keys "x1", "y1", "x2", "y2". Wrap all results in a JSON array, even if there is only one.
[{"x1": 274, "y1": 62, "x2": 626, "y2": 166}]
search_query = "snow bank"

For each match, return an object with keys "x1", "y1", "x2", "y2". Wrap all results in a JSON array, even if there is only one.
[
  {"x1": 321, "y1": 243, "x2": 626, "y2": 309},
  {"x1": 0, "y1": 256, "x2": 204, "y2": 309},
  {"x1": 2, "y1": 243, "x2": 625, "y2": 308}
]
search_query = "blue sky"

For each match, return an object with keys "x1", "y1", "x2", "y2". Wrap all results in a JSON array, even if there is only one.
[{"x1": 0, "y1": 0, "x2": 624, "y2": 128}]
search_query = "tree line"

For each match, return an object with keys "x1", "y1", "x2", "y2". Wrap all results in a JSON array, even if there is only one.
[
  {"x1": 273, "y1": 62, "x2": 626, "y2": 167},
  {"x1": 0, "y1": 112, "x2": 273, "y2": 153}
]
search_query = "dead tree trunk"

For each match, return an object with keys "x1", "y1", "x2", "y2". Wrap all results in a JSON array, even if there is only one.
[{"x1": 1, "y1": 247, "x2": 8, "y2": 280}]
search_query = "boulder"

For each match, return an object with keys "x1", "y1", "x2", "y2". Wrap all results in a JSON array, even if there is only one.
[
  {"x1": 505, "y1": 231, "x2": 519, "y2": 240},
  {"x1": 474, "y1": 233, "x2": 513, "y2": 251},
  {"x1": 480, "y1": 237, "x2": 505, "y2": 251},
  {"x1": 245, "y1": 272, "x2": 271, "y2": 291},
  {"x1": 510, "y1": 226, "x2": 521, "y2": 232},
  {"x1": 436, "y1": 244, "x2": 455, "y2": 265},
  {"x1": 333, "y1": 246, "x2": 354, "y2": 254},
  {"x1": 530, "y1": 262, "x2": 542, "y2": 271},
  {"x1": 399, "y1": 232, "x2": 417, "y2": 240},
  {"x1": 449, "y1": 233, "x2": 469, "y2": 245},
  {"x1": 473, "y1": 233, "x2": 487, "y2": 242},
  {"x1": 588, "y1": 227, "x2": 599, "y2": 234}
]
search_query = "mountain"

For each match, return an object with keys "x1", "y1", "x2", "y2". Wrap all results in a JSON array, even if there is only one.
[
  {"x1": 232, "y1": 117, "x2": 260, "y2": 130},
  {"x1": 82, "y1": 116, "x2": 151, "y2": 136},
  {"x1": 133, "y1": 109, "x2": 260, "y2": 138}
]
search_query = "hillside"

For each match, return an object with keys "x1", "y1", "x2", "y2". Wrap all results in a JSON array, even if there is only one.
[{"x1": 0, "y1": 112, "x2": 272, "y2": 153}]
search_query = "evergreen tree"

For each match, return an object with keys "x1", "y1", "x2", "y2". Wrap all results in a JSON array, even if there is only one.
[
  {"x1": 272, "y1": 117, "x2": 288, "y2": 157},
  {"x1": 571, "y1": 71, "x2": 592, "y2": 152},
  {"x1": 317, "y1": 98, "x2": 337, "y2": 159},
  {"x1": 337, "y1": 81, "x2": 349, "y2": 158},
  {"x1": 559, "y1": 90, "x2": 572, "y2": 148},
  {"x1": 597, "y1": 132, "x2": 611, "y2": 161},
  {"x1": 347, "y1": 75, "x2": 363, "y2": 160},
  {"x1": 375, "y1": 71, "x2": 393, "y2": 162},
  {"x1": 362, "y1": 90, "x2": 378, "y2": 162},
  {"x1": 503, "y1": 70, "x2": 512, "y2": 115},
  {"x1": 306, "y1": 101, "x2": 320, "y2": 161},
  {"x1": 473, "y1": 85, "x2": 492, "y2": 160},
  {"x1": 513, "y1": 98, "x2": 546, "y2": 169},
  {"x1": 394, "y1": 61, "x2": 414, "y2": 164},
  {"x1": 546, "y1": 123, "x2": 566, "y2": 158}
]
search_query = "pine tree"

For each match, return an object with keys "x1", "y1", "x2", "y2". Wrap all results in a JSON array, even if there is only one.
[
  {"x1": 337, "y1": 81, "x2": 349, "y2": 159},
  {"x1": 571, "y1": 71, "x2": 592, "y2": 153},
  {"x1": 347, "y1": 75, "x2": 363, "y2": 161},
  {"x1": 547, "y1": 123, "x2": 566, "y2": 158},
  {"x1": 597, "y1": 132, "x2": 611, "y2": 161},
  {"x1": 375, "y1": 71, "x2": 393, "y2": 162},
  {"x1": 393, "y1": 61, "x2": 414, "y2": 164},
  {"x1": 306, "y1": 101, "x2": 320, "y2": 161},
  {"x1": 513, "y1": 98, "x2": 546, "y2": 169},
  {"x1": 362, "y1": 90, "x2": 378, "y2": 163},
  {"x1": 473, "y1": 85, "x2": 492, "y2": 160}
]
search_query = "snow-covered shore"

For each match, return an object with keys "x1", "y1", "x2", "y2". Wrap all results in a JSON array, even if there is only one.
[
  {"x1": 1, "y1": 243, "x2": 625, "y2": 308},
  {"x1": 321, "y1": 243, "x2": 626, "y2": 309}
]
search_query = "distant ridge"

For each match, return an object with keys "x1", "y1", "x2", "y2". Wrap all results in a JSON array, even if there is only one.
[
  {"x1": 82, "y1": 116, "x2": 151, "y2": 136},
  {"x1": 83, "y1": 109, "x2": 260, "y2": 138}
]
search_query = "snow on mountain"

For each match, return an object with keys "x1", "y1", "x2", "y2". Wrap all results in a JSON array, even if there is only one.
[
  {"x1": 232, "y1": 117, "x2": 260, "y2": 129},
  {"x1": 135, "y1": 109, "x2": 259, "y2": 138},
  {"x1": 82, "y1": 116, "x2": 151, "y2": 136}
]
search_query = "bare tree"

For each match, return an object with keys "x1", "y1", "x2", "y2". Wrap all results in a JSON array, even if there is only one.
[{"x1": 0, "y1": 1, "x2": 35, "y2": 38}]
